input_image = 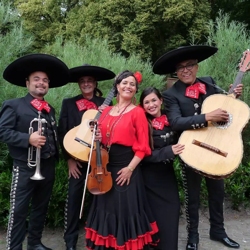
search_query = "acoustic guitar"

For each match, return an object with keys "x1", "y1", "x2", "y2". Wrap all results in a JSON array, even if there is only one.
[
  {"x1": 178, "y1": 50, "x2": 250, "y2": 179},
  {"x1": 63, "y1": 88, "x2": 115, "y2": 162}
]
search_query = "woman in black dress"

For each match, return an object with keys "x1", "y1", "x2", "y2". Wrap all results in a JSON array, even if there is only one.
[
  {"x1": 140, "y1": 87, "x2": 185, "y2": 250},
  {"x1": 85, "y1": 71, "x2": 159, "y2": 250}
]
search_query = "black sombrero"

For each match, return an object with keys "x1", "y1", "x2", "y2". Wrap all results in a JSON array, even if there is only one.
[
  {"x1": 3, "y1": 53, "x2": 69, "y2": 88},
  {"x1": 69, "y1": 64, "x2": 115, "y2": 82},
  {"x1": 153, "y1": 45, "x2": 218, "y2": 75}
]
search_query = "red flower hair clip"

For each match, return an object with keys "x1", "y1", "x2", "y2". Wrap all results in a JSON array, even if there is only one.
[{"x1": 134, "y1": 71, "x2": 143, "y2": 84}]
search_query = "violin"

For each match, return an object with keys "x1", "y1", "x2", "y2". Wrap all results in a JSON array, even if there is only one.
[
  {"x1": 87, "y1": 139, "x2": 113, "y2": 195},
  {"x1": 79, "y1": 118, "x2": 113, "y2": 218}
]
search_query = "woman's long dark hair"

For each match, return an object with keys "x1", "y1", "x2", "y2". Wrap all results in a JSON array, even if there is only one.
[{"x1": 140, "y1": 87, "x2": 163, "y2": 150}]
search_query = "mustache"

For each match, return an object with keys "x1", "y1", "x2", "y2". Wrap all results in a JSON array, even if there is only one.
[{"x1": 36, "y1": 84, "x2": 46, "y2": 88}]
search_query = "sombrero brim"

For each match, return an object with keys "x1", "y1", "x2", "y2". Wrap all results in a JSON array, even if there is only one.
[
  {"x1": 69, "y1": 65, "x2": 115, "y2": 82},
  {"x1": 3, "y1": 54, "x2": 69, "y2": 88},
  {"x1": 153, "y1": 45, "x2": 218, "y2": 74}
]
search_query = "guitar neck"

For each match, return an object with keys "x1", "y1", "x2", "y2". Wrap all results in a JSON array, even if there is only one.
[
  {"x1": 228, "y1": 71, "x2": 244, "y2": 95},
  {"x1": 228, "y1": 49, "x2": 250, "y2": 95},
  {"x1": 95, "y1": 87, "x2": 115, "y2": 120}
]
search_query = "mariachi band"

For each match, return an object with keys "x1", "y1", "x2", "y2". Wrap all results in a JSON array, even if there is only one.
[{"x1": 0, "y1": 46, "x2": 246, "y2": 250}]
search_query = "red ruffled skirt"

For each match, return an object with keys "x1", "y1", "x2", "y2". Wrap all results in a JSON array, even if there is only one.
[{"x1": 85, "y1": 145, "x2": 159, "y2": 250}]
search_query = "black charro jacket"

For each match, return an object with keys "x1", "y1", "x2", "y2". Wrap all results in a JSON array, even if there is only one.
[
  {"x1": 0, "y1": 93, "x2": 59, "y2": 163},
  {"x1": 162, "y1": 76, "x2": 221, "y2": 134},
  {"x1": 57, "y1": 94, "x2": 106, "y2": 160},
  {"x1": 143, "y1": 112, "x2": 177, "y2": 164}
]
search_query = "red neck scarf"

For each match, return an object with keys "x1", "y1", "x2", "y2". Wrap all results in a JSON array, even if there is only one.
[
  {"x1": 31, "y1": 99, "x2": 50, "y2": 113},
  {"x1": 76, "y1": 99, "x2": 97, "y2": 111},
  {"x1": 152, "y1": 115, "x2": 170, "y2": 130},
  {"x1": 185, "y1": 82, "x2": 206, "y2": 99}
]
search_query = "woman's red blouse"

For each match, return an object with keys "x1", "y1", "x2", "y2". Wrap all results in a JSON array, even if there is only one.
[{"x1": 99, "y1": 106, "x2": 151, "y2": 159}]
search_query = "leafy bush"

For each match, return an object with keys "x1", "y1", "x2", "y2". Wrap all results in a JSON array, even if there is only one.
[
  {"x1": 0, "y1": 1, "x2": 33, "y2": 228},
  {"x1": 0, "y1": 146, "x2": 12, "y2": 226},
  {"x1": 224, "y1": 163, "x2": 250, "y2": 209},
  {"x1": 43, "y1": 36, "x2": 165, "y2": 116}
]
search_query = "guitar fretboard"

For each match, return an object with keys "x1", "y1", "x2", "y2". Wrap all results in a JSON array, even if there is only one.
[
  {"x1": 228, "y1": 71, "x2": 244, "y2": 95},
  {"x1": 95, "y1": 87, "x2": 115, "y2": 120}
]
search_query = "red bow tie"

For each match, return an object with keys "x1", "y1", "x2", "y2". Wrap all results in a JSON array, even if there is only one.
[
  {"x1": 152, "y1": 115, "x2": 170, "y2": 130},
  {"x1": 31, "y1": 99, "x2": 51, "y2": 113},
  {"x1": 185, "y1": 82, "x2": 206, "y2": 99},
  {"x1": 76, "y1": 99, "x2": 97, "y2": 111}
]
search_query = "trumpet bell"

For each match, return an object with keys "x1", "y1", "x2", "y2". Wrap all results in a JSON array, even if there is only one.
[
  {"x1": 30, "y1": 172, "x2": 45, "y2": 180},
  {"x1": 30, "y1": 171, "x2": 45, "y2": 181}
]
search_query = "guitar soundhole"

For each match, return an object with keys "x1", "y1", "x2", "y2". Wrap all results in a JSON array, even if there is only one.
[
  {"x1": 89, "y1": 120, "x2": 95, "y2": 128},
  {"x1": 217, "y1": 121, "x2": 226, "y2": 126},
  {"x1": 212, "y1": 113, "x2": 232, "y2": 129}
]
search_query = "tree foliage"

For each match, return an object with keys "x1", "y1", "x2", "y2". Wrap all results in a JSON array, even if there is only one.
[
  {"x1": 0, "y1": 2, "x2": 33, "y2": 101},
  {"x1": 14, "y1": 0, "x2": 211, "y2": 61},
  {"x1": 14, "y1": 0, "x2": 79, "y2": 49},
  {"x1": 11, "y1": 0, "x2": 250, "y2": 61},
  {"x1": 66, "y1": 0, "x2": 211, "y2": 61},
  {"x1": 197, "y1": 11, "x2": 250, "y2": 102},
  {"x1": 211, "y1": 0, "x2": 250, "y2": 29}
]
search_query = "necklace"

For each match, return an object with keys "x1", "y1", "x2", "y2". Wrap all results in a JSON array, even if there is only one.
[
  {"x1": 105, "y1": 102, "x2": 132, "y2": 149},
  {"x1": 106, "y1": 116, "x2": 115, "y2": 138},
  {"x1": 116, "y1": 102, "x2": 131, "y2": 113}
]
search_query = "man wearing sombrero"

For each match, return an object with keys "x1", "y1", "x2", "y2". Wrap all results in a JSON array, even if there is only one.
[
  {"x1": 0, "y1": 54, "x2": 69, "y2": 250},
  {"x1": 57, "y1": 64, "x2": 115, "y2": 250},
  {"x1": 153, "y1": 45, "x2": 242, "y2": 250}
]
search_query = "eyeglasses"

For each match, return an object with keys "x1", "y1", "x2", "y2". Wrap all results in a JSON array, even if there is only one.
[{"x1": 176, "y1": 63, "x2": 197, "y2": 73}]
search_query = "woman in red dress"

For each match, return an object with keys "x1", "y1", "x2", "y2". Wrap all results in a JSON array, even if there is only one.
[{"x1": 85, "y1": 70, "x2": 159, "y2": 249}]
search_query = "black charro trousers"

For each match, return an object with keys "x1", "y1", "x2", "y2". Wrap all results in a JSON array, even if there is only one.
[
  {"x1": 182, "y1": 164, "x2": 227, "y2": 244},
  {"x1": 64, "y1": 164, "x2": 92, "y2": 248},
  {"x1": 6, "y1": 157, "x2": 55, "y2": 250}
]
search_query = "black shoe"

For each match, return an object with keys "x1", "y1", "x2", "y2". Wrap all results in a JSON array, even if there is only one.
[
  {"x1": 27, "y1": 243, "x2": 52, "y2": 250},
  {"x1": 186, "y1": 242, "x2": 198, "y2": 250},
  {"x1": 210, "y1": 236, "x2": 240, "y2": 248},
  {"x1": 66, "y1": 248, "x2": 76, "y2": 250}
]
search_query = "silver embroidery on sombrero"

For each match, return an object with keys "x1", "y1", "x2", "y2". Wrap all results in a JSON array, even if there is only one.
[{"x1": 6, "y1": 166, "x2": 19, "y2": 250}]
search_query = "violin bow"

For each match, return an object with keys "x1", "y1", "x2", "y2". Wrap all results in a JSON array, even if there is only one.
[{"x1": 79, "y1": 123, "x2": 97, "y2": 219}]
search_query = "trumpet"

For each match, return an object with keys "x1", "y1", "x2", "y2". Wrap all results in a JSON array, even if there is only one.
[{"x1": 28, "y1": 111, "x2": 47, "y2": 180}]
